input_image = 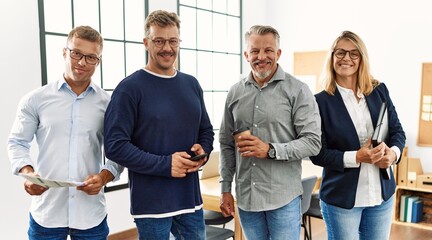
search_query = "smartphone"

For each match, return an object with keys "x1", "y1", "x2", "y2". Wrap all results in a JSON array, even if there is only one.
[{"x1": 189, "y1": 153, "x2": 208, "y2": 161}]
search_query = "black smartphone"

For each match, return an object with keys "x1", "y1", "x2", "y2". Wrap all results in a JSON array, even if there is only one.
[{"x1": 189, "y1": 153, "x2": 208, "y2": 161}]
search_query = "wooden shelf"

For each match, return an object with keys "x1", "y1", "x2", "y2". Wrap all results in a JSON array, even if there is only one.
[{"x1": 394, "y1": 186, "x2": 432, "y2": 230}]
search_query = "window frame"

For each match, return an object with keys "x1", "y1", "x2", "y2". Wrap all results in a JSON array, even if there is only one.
[{"x1": 38, "y1": 0, "x2": 242, "y2": 191}]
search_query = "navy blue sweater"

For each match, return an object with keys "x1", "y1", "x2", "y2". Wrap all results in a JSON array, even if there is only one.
[{"x1": 104, "y1": 69, "x2": 214, "y2": 216}]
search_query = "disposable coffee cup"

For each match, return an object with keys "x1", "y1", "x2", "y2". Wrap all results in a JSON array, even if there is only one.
[{"x1": 232, "y1": 127, "x2": 251, "y2": 143}]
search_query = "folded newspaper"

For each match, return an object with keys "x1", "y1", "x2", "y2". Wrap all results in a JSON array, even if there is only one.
[{"x1": 19, "y1": 173, "x2": 84, "y2": 188}]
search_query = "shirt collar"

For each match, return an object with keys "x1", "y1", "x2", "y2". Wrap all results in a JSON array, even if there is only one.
[
  {"x1": 336, "y1": 82, "x2": 364, "y2": 99},
  {"x1": 57, "y1": 75, "x2": 96, "y2": 91},
  {"x1": 244, "y1": 64, "x2": 285, "y2": 87},
  {"x1": 143, "y1": 67, "x2": 178, "y2": 78}
]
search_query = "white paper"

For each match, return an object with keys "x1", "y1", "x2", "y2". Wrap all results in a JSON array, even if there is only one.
[
  {"x1": 423, "y1": 95, "x2": 432, "y2": 104},
  {"x1": 19, "y1": 173, "x2": 84, "y2": 188}
]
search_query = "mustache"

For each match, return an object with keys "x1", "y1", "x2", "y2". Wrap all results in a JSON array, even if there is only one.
[
  {"x1": 159, "y1": 51, "x2": 175, "y2": 55},
  {"x1": 252, "y1": 59, "x2": 271, "y2": 64}
]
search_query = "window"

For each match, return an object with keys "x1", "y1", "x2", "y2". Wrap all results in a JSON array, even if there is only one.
[
  {"x1": 38, "y1": 0, "x2": 242, "y2": 190},
  {"x1": 179, "y1": 0, "x2": 242, "y2": 150},
  {"x1": 38, "y1": 0, "x2": 147, "y2": 89},
  {"x1": 38, "y1": 0, "x2": 148, "y2": 191}
]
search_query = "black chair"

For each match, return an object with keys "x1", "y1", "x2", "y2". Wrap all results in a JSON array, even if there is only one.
[
  {"x1": 302, "y1": 193, "x2": 323, "y2": 240},
  {"x1": 204, "y1": 210, "x2": 234, "y2": 239},
  {"x1": 204, "y1": 209, "x2": 234, "y2": 228},
  {"x1": 300, "y1": 175, "x2": 317, "y2": 240},
  {"x1": 206, "y1": 225, "x2": 235, "y2": 240}
]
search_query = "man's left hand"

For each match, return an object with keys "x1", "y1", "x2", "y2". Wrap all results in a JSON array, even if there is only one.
[{"x1": 77, "y1": 170, "x2": 113, "y2": 195}]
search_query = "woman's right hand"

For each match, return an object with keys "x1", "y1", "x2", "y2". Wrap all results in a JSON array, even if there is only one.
[{"x1": 356, "y1": 138, "x2": 385, "y2": 164}]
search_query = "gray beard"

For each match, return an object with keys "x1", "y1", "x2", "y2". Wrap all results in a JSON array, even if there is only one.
[{"x1": 255, "y1": 70, "x2": 272, "y2": 80}]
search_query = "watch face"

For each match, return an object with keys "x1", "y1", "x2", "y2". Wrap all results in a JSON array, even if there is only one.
[
  {"x1": 268, "y1": 146, "x2": 276, "y2": 159},
  {"x1": 270, "y1": 149, "x2": 276, "y2": 158}
]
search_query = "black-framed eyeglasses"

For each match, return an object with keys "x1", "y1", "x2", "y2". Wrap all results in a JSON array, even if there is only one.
[
  {"x1": 333, "y1": 48, "x2": 361, "y2": 60},
  {"x1": 150, "y1": 38, "x2": 181, "y2": 48},
  {"x1": 66, "y1": 47, "x2": 100, "y2": 65}
]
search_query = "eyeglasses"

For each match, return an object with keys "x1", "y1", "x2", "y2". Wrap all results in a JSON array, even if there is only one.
[
  {"x1": 66, "y1": 47, "x2": 100, "y2": 65},
  {"x1": 150, "y1": 38, "x2": 181, "y2": 48},
  {"x1": 333, "y1": 48, "x2": 361, "y2": 60}
]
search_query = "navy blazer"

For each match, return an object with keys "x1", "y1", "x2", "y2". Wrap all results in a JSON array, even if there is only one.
[{"x1": 311, "y1": 83, "x2": 406, "y2": 209}]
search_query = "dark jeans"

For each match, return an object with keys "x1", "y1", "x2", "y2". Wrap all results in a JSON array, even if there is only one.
[{"x1": 28, "y1": 213, "x2": 109, "y2": 240}]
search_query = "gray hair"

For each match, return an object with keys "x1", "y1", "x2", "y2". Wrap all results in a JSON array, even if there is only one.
[{"x1": 245, "y1": 25, "x2": 280, "y2": 49}]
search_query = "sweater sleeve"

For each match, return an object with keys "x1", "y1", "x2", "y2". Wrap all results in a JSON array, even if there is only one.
[{"x1": 104, "y1": 89, "x2": 172, "y2": 177}]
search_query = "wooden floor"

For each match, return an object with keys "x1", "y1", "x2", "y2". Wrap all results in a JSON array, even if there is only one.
[
  {"x1": 109, "y1": 218, "x2": 432, "y2": 240},
  {"x1": 305, "y1": 217, "x2": 432, "y2": 240}
]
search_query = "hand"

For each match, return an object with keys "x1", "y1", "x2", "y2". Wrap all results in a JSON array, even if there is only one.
[
  {"x1": 19, "y1": 166, "x2": 48, "y2": 196},
  {"x1": 220, "y1": 192, "x2": 235, "y2": 217},
  {"x1": 77, "y1": 173, "x2": 105, "y2": 195},
  {"x1": 356, "y1": 139, "x2": 385, "y2": 164},
  {"x1": 22, "y1": 172, "x2": 48, "y2": 196},
  {"x1": 236, "y1": 135, "x2": 269, "y2": 159},
  {"x1": 374, "y1": 146, "x2": 397, "y2": 169},
  {"x1": 171, "y1": 151, "x2": 202, "y2": 178},
  {"x1": 188, "y1": 144, "x2": 207, "y2": 171}
]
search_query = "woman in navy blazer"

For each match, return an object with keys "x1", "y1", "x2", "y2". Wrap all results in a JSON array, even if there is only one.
[{"x1": 311, "y1": 31, "x2": 406, "y2": 240}]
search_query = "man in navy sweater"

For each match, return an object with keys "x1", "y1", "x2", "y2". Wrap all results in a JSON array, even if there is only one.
[{"x1": 104, "y1": 10, "x2": 214, "y2": 239}]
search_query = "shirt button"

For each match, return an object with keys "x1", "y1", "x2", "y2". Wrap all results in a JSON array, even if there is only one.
[
  {"x1": 252, "y1": 182, "x2": 256, "y2": 186},
  {"x1": 253, "y1": 124, "x2": 257, "y2": 127},
  {"x1": 255, "y1": 105, "x2": 259, "y2": 109},
  {"x1": 253, "y1": 163, "x2": 256, "y2": 166}
]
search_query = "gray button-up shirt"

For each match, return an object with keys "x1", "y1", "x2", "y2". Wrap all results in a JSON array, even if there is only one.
[{"x1": 219, "y1": 65, "x2": 321, "y2": 211}]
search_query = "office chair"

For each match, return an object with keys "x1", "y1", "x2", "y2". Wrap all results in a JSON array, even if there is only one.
[
  {"x1": 302, "y1": 192, "x2": 323, "y2": 240},
  {"x1": 204, "y1": 210, "x2": 234, "y2": 228},
  {"x1": 300, "y1": 175, "x2": 317, "y2": 240},
  {"x1": 206, "y1": 225, "x2": 235, "y2": 240},
  {"x1": 204, "y1": 210, "x2": 234, "y2": 239}
]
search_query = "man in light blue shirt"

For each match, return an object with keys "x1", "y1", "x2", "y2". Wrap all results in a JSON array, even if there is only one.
[
  {"x1": 219, "y1": 25, "x2": 322, "y2": 240},
  {"x1": 7, "y1": 25, "x2": 123, "y2": 239}
]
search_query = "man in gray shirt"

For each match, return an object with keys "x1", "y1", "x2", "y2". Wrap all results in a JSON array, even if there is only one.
[{"x1": 219, "y1": 25, "x2": 322, "y2": 239}]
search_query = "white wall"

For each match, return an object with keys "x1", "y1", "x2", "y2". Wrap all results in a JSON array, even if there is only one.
[
  {"x1": 263, "y1": 0, "x2": 432, "y2": 171},
  {"x1": 0, "y1": 0, "x2": 42, "y2": 238},
  {"x1": 2, "y1": 0, "x2": 432, "y2": 238},
  {"x1": 0, "y1": 0, "x2": 179, "y2": 238}
]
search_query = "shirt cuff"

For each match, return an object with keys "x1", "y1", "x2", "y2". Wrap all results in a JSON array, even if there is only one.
[
  {"x1": 102, "y1": 161, "x2": 125, "y2": 182},
  {"x1": 344, "y1": 151, "x2": 360, "y2": 168},
  {"x1": 221, "y1": 181, "x2": 232, "y2": 193},
  {"x1": 391, "y1": 146, "x2": 401, "y2": 164}
]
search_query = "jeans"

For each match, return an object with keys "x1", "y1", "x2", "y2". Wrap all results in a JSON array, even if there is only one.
[
  {"x1": 28, "y1": 213, "x2": 109, "y2": 240},
  {"x1": 321, "y1": 195, "x2": 394, "y2": 240},
  {"x1": 134, "y1": 209, "x2": 205, "y2": 240},
  {"x1": 237, "y1": 196, "x2": 301, "y2": 240}
]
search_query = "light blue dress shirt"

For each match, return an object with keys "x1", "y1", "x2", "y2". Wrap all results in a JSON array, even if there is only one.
[{"x1": 8, "y1": 77, "x2": 123, "y2": 229}]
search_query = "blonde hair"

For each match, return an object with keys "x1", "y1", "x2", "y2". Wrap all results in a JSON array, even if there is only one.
[
  {"x1": 67, "y1": 25, "x2": 103, "y2": 51},
  {"x1": 145, "y1": 10, "x2": 181, "y2": 38},
  {"x1": 321, "y1": 31, "x2": 379, "y2": 96}
]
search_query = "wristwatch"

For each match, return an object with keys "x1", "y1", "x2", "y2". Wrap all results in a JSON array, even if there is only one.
[{"x1": 267, "y1": 143, "x2": 276, "y2": 159}]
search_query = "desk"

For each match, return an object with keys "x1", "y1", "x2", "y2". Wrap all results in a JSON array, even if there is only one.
[
  {"x1": 200, "y1": 159, "x2": 322, "y2": 239},
  {"x1": 201, "y1": 176, "x2": 243, "y2": 239}
]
